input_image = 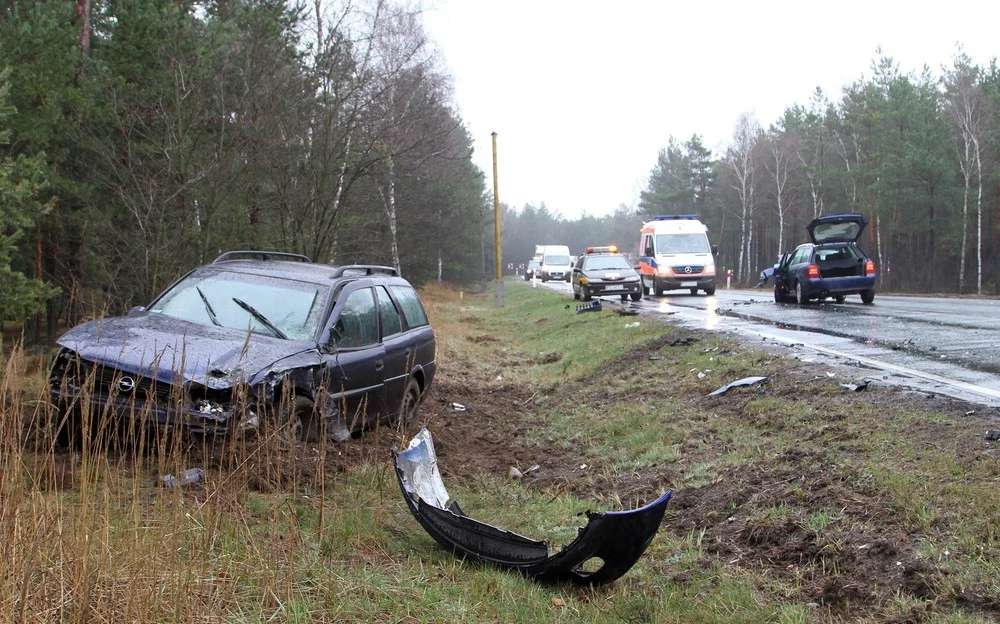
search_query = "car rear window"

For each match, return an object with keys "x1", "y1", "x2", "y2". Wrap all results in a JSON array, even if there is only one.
[{"x1": 390, "y1": 285, "x2": 429, "y2": 329}]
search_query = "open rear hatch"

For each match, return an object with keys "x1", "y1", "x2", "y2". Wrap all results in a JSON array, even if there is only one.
[{"x1": 807, "y1": 213, "x2": 867, "y2": 244}]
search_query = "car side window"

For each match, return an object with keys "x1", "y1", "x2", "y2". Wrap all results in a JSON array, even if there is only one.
[
  {"x1": 390, "y1": 285, "x2": 429, "y2": 329},
  {"x1": 334, "y1": 288, "x2": 378, "y2": 348},
  {"x1": 377, "y1": 285, "x2": 402, "y2": 338}
]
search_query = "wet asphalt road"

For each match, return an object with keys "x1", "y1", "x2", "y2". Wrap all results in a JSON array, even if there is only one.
[{"x1": 526, "y1": 279, "x2": 1000, "y2": 408}]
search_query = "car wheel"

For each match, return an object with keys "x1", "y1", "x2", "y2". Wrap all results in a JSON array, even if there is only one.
[
  {"x1": 861, "y1": 289, "x2": 875, "y2": 304},
  {"x1": 270, "y1": 395, "x2": 316, "y2": 448},
  {"x1": 835, "y1": 295, "x2": 846, "y2": 304},
  {"x1": 620, "y1": 294, "x2": 629, "y2": 302},
  {"x1": 630, "y1": 292, "x2": 642, "y2": 302},
  {"x1": 398, "y1": 377, "x2": 422, "y2": 426},
  {"x1": 704, "y1": 285, "x2": 716, "y2": 296},
  {"x1": 795, "y1": 281, "x2": 809, "y2": 305},
  {"x1": 581, "y1": 287, "x2": 592, "y2": 301},
  {"x1": 689, "y1": 288, "x2": 698, "y2": 295}
]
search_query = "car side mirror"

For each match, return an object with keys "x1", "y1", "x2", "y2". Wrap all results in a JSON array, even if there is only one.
[{"x1": 128, "y1": 306, "x2": 145, "y2": 316}]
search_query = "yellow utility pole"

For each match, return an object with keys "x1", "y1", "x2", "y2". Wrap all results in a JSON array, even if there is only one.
[{"x1": 491, "y1": 132, "x2": 504, "y2": 307}]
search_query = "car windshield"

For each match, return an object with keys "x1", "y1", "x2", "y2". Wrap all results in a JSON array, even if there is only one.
[
  {"x1": 584, "y1": 255, "x2": 632, "y2": 271},
  {"x1": 544, "y1": 255, "x2": 571, "y2": 265},
  {"x1": 655, "y1": 234, "x2": 711, "y2": 254},
  {"x1": 149, "y1": 272, "x2": 329, "y2": 341}
]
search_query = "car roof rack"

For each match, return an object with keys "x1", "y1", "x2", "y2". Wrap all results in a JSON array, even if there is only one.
[
  {"x1": 331, "y1": 265, "x2": 399, "y2": 278},
  {"x1": 213, "y1": 251, "x2": 313, "y2": 264}
]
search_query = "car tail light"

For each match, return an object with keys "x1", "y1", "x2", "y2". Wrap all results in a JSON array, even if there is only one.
[
  {"x1": 807, "y1": 264, "x2": 820, "y2": 279},
  {"x1": 865, "y1": 260, "x2": 875, "y2": 275}
]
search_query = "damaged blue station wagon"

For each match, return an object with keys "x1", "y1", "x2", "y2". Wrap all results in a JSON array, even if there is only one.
[{"x1": 48, "y1": 251, "x2": 436, "y2": 445}]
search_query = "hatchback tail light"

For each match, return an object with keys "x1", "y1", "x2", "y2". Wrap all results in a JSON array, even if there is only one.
[
  {"x1": 865, "y1": 260, "x2": 875, "y2": 275},
  {"x1": 806, "y1": 264, "x2": 820, "y2": 279}
]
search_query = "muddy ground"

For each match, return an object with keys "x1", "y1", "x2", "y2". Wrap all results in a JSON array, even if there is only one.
[
  {"x1": 403, "y1": 328, "x2": 1000, "y2": 621},
  {"x1": 13, "y1": 317, "x2": 1000, "y2": 622}
]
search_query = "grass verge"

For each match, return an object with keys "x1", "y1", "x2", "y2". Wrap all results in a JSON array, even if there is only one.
[{"x1": 1, "y1": 280, "x2": 998, "y2": 622}]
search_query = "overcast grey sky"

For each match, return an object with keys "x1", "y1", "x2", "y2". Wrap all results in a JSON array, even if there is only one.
[{"x1": 422, "y1": 1, "x2": 1000, "y2": 220}]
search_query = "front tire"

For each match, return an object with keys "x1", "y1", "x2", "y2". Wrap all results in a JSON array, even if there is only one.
[
  {"x1": 270, "y1": 395, "x2": 317, "y2": 448},
  {"x1": 860, "y1": 289, "x2": 875, "y2": 304},
  {"x1": 835, "y1": 295, "x2": 846, "y2": 304},
  {"x1": 704, "y1": 285, "x2": 716, "y2": 296},
  {"x1": 630, "y1": 292, "x2": 642, "y2": 302}
]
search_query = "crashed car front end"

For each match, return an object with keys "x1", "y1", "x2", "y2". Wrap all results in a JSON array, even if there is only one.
[
  {"x1": 48, "y1": 347, "x2": 274, "y2": 436},
  {"x1": 393, "y1": 428, "x2": 672, "y2": 585},
  {"x1": 47, "y1": 312, "x2": 328, "y2": 439}
]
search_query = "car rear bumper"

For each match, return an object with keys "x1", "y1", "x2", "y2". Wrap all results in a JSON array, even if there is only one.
[{"x1": 807, "y1": 276, "x2": 876, "y2": 297}]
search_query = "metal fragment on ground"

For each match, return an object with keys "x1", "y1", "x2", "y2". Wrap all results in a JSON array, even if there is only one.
[{"x1": 707, "y1": 376, "x2": 769, "y2": 397}]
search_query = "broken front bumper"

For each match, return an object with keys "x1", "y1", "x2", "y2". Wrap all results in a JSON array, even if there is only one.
[{"x1": 392, "y1": 428, "x2": 672, "y2": 585}]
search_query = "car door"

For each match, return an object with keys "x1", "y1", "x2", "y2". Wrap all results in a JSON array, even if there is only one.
[
  {"x1": 375, "y1": 285, "x2": 410, "y2": 417},
  {"x1": 323, "y1": 285, "x2": 386, "y2": 430}
]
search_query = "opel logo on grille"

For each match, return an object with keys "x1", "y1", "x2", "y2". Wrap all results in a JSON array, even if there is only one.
[
  {"x1": 683, "y1": 266, "x2": 693, "y2": 274},
  {"x1": 118, "y1": 376, "x2": 136, "y2": 392}
]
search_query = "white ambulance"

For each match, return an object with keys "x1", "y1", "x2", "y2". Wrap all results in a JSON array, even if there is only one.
[{"x1": 637, "y1": 215, "x2": 717, "y2": 296}]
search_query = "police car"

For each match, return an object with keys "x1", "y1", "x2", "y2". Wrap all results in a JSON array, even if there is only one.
[{"x1": 571, "y1": 246, "x2": 642, "y2": 302}]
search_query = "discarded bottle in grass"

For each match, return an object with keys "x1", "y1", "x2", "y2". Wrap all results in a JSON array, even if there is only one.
[{"x1": 160, "y1": 468, "x2": 205, "y2": 489}]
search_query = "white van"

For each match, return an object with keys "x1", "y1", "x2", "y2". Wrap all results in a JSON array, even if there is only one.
[
  {"x1": 637, "y1": 215, "x2": 717, "y2": 295},
  {"x1": 536, "y1": 244, "x2": 572, "y2": 282}
]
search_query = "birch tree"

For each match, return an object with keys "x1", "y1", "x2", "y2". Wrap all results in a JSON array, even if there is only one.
[
  {"x1": 943, "y1": 52, "x2": 988, "y2": 294},
  {"x1": 724, "y1": 113, "x2": 762, "y2": 283}
]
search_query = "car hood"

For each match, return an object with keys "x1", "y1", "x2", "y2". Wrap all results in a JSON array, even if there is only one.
[
  {"x1": 55, "y1": 312, "x2": 322, "y2": 388},
  {"x1": 807, "y1": 213, "x2": 867, "y2": 244}
]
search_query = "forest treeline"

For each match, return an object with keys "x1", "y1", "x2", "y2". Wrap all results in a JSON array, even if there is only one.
[
  {"x1": 1, "y1": 0, "x2": 490, "y2": 343},
  {"x1": 3, "y1": 2, "x2": 999, "y2": 347},
  {"x1": 501, "y1": 51, "x2": 1000, "y2": 295}
]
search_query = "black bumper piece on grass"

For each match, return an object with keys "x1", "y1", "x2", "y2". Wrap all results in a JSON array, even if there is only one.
[{"x1": 392, "y1": 427, "x2": 672, "y2": 585}]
